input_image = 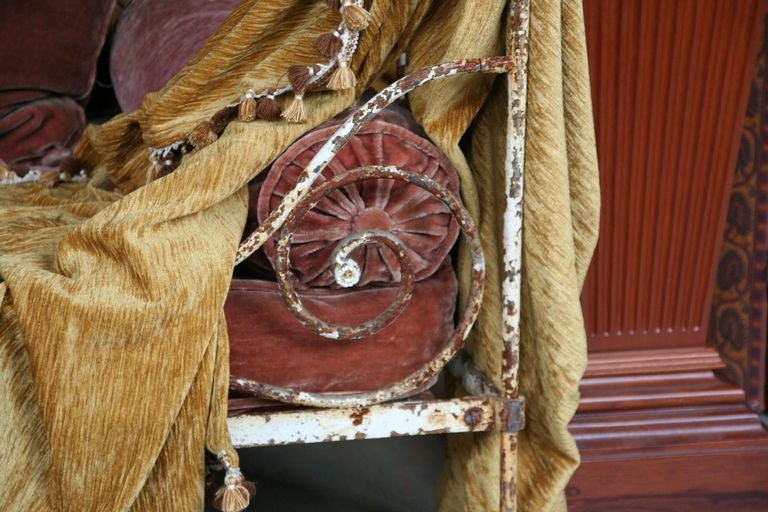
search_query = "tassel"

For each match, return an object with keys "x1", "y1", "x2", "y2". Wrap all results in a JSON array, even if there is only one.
[
  {"x1": 38, "y1": 170, "x2": 61, "y2": 188},
  {"x1": 58, "y1": 156, "x2": 86, "y2": 177},
  {"x1": 341, "y1": 2, "x2": 371, "y2": 31},
  {"x1": 0, "y1": 161, "x2": 19, "y2": 184},
  {"x1": 281, "y1": 94, "x2": 307, "y2": 123},
  {"x1": 325, "y1": 0, "x2": 341, "y2": 8},
  {"x1": 211, "y1": 106, "x2": 239, "y2": 134},
  {"x1": 314, "y1": 31, "x2": 342, "y2": 59},
  {"x1": 213, "y1": 452, "x2": 255, "y2": 512},
  {"x1": 287, "y1": 65, "x2": 313, "y2": 96},
  {"x1": 238, "y1": 91, "x2": 258, "y2": 122},
  {"x1": 188, "y1": 121, "x2": 217, "y2": 148},
  {"x1": 256, "y1": 90, "x2": 282, "y2": 120},
  {"x1": 327, "y1": 61, "x2": 356, "y2": 90},
  {"x1": 284, "y1": 66, "x2": 314, "y2": 123}
]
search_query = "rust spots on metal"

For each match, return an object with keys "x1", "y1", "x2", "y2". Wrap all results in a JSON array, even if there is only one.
[
  {"x1": 230, "y1": 164, "x2": 485, "y2": 409},
  {"x1": 274, "y1": 168, "x2": 419, "y2": 341},
  {"x1": 350, "y1": 407, "x2": 371, "y2": 426},
  {"x1": 463, "y1": 407, "x2": 484, "y2": 428},
  {"x1": 235, "y1": 56, "x2": 515, "y2": 267},
  {"x1": 500, "y1": 398, "x2": 525, "y2": 433}
]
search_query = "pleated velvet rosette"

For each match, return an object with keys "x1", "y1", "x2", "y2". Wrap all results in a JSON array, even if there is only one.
[{"x1": 255, "y1": 109, "x2": 460, "y2": 288}]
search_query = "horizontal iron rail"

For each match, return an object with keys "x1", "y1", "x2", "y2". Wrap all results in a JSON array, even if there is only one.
[{"x1": 228, "y1": 396, "x2": 525, "y2": 448}]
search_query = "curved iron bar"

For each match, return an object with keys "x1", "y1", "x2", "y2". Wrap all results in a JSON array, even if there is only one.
[
  {"x1": 230, "y1": 57, "x2": 514, "y2": 407},
  {"x1": 231, "y1": 165, "x2": 485, "y2": 408},
  {"x1": 273, "y1": 165, "x2": 476, "y2": 341},
  {"x1": 274, "y1": 168, "x2": 416, "y2": 339},
  {"x1": 234, "y1": 56, "x2": 514, "y2": 265}
]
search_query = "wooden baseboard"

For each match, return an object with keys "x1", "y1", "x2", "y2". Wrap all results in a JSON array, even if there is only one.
[
  {"x1": 568, "y1": 403, "x2": 768, "y2": 511},
  {"x1": 568, "y1": 348, "x2": 768, "y2": 511}
]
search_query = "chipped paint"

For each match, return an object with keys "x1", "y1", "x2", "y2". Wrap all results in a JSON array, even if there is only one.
[
  {"x1": 234, "y1": 56, "x2": 515, "y2": 266},
  {"x1": 223, "y1": 32, "x2": 529, "y2": 511},
  {"x1": 227, "y1": 397, "x2": 523, "y2": 448},
  {"x1": 232, "y1": 165, "x2": 485, "y2": 409},
  {"x1": 500, "y1": 2, "x2": 530, "y2": 511}
]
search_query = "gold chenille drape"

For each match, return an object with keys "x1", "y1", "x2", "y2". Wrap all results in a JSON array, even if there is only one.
[{"x1": 0, "y1": 1, "x2": 598, "y2": 511}]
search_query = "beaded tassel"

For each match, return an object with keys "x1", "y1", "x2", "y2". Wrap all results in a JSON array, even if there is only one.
[
  {"x1": 341, "y1": 2, "x2": 371, "y2": 31},
  {"x1": 256, "y1": 90, "x2": 282, "y2": 120},
  {"x1": 282, "y1": 66, "x2": 315, "y2": 123},
  {"x1": 238, "y1": 91, "x2": 258, "y2": 122},
  {"x1": 287, "y1": 65, "x2": 313, "y2": 94},
  {"x1": 314, "y1": 31, "x2": 342, "y2": 59},
  {"x1": 188, "y1": 121, "x2": 217, "y2": 148},
  {"x1": 281, "y1": 95, "x2": 307, "y2": 123},
  {"x1": 213, "y1": 452, "x2": 256, "y2": 512},
  {"x1": 139, "y1": 0, "x2": 370, "y2": 180},
  {"x1": 211, "y1": 106, "x2": 239, "y2": 134},
  {"x1": 327, "y1": 61, "x2": 356, "y2": 90}
]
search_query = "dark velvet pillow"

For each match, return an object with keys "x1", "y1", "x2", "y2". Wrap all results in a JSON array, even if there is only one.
[{"x1": 0, "y1": 0, "x2": 115, "y2": 165}]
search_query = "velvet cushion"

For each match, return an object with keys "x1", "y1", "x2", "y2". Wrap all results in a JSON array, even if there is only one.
[
  {"x1": 0, "y1": 91, "x2": 85, "y2": 166},
  {"x1": 226, "y1": 264, "x2": 457, "y2": 395},
  {"x1": 254, "y1": 109, "x2": 460, "y2": 288},
  {"x1": 0, "y1": 0, "x2": 115, "y2": 165},
  {"x1": 110, "y1": 0, "x2": 240, "y2": 112},
  {"x1": 0, "y1": 0, "x2": 115, "y2": 96}
]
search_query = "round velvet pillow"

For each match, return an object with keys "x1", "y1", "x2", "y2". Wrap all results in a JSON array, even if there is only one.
[{"x1": 256, "y1": 113, "x2": 460, "y2": 288}]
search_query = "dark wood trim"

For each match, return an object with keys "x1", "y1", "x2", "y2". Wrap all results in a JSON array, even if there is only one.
[
  {"x1": 584, "y1": 346, "x2": 725, "y2": 377},
  {"x1": 569, "y1": 399, "x2": 768, "y2": 511}
]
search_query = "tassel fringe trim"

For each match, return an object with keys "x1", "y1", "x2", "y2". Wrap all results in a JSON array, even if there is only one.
[
  {"x1": 341, "y1": 2, "x2": 372, "y2": 31},
  {"x1": 327, "y1": 62, "x2": 356, "y2": 90},
  {"x1": 281, "y1": 95, "x2": 307, "y2": 123},
  {"x1": 138, "y1": 0, "x2": 371, "y2": 183}
]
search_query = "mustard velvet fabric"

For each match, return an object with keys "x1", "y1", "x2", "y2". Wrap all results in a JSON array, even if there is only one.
[{"x1": 0, "y1": 1, "x2": 598, "y2": 511}]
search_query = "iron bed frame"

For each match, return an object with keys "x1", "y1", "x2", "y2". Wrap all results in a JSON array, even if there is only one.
[{"x1": 226, "y1": 2, "x2": 531, "y2": 510}]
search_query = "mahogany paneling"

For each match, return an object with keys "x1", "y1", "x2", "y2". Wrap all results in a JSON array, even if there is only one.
[
  {"x1": 581, "y1": 0, "x2": 766, "y2": 352},
  {"x1": 571, "y1": 3, "x2": 768, "y2": 509}
]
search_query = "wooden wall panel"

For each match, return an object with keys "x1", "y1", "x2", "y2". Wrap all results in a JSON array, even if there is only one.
[
  {"x1": 581, "y1": 0, "x2": 765, "y2": 353},
  {"x1": 571, "y1": 3, "x2": 768, "y2": 509}
]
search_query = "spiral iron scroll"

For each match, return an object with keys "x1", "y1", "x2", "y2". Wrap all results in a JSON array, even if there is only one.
[
  {"x1": 232, "y1": 57, "x2": 514, "y2": 407},
  {"x1": 274, "y1": 165, "x2": 483, "y2": 342}
]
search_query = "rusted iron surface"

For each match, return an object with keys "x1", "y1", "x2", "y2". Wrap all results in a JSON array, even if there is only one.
[
  {"x1": 501, "y1": 1, "x2": 530, "y2": 511},
  {"x1": 227, "y1": 43, "x2": 528, "y2": 510},
  {"x1": 447, "y1": 350, "x2": 502, "y2": 397},
  {"x1": 273, "y1": 165, "x2": 477, "y2": 341},
  {"x1": 234, "y1": 56, "x2": 515, "y2": 266},
  {"x1": 273, "y1": 167, "x2": 419, "y2": 340},
  {"x1": 227, "y1": 397, "x2": 524, "y2": 448},
  {"x1": 234, "y1": 164, "x2": 484, "y2": 408}
]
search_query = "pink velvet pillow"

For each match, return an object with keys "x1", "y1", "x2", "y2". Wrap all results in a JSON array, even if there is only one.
[
  {"x1": 255, "y1": 111, "x2": 460, "y2": 288},
  {"x1": 110, "y1": 0, "x2": 240, "y2": 111}
]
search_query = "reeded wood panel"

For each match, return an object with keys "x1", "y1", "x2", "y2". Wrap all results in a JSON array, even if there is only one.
[{"x1": 581, "y1": 0, "x2": 766, "y2": 352}]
